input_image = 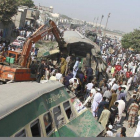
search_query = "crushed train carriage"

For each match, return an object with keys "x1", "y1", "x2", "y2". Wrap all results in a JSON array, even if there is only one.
[{"x1": 0, "y1": 81, "x2": 104, "y2": 137}]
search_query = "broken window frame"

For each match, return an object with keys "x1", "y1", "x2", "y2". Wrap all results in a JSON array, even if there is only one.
[
  {"x1": 52, "y1": 105, "x2": 65, "y2": 129},
  {"x1": 63, "y1": 101, "x2": 75, "y2": 121},
  {"x1": 43, "y1": 112, "x2": 55, "y2": 136}
]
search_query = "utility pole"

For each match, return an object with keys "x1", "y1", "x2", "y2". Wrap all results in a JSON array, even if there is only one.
[
  {"x1": 100, "y1": 15, "x2": 104, "y2": 33},
  {"x1": 104, "y1": 13, "x2": 111, "y2": 39},
  {"x1": 96, "y1": 17, "x2": 99, "y2": 32},
  {"x1": 38, "y1": 3, "x2": 40, "y2": 10},
  {"x1": 93, "y1": 17, "x2": 96, "y2": 27},
  {"x1": 96, "y1": 17, "x2": 99, "y2": 28}
]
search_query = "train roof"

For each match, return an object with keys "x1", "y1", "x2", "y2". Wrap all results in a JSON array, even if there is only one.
[
  {"x1": 0, "y1": 81, "x2": 64, "y2": 119},
  {"x1": 63, "y1": 30, "x2": 100, "y2": 52}
]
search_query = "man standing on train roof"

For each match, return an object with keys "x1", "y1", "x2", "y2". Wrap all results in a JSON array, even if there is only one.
[
  {"x1": 36, "y1": 60, "x2": 45, "y2": 83},
  {"x1": 73, "y1": 57, "x2": 80, "y2": 78}
]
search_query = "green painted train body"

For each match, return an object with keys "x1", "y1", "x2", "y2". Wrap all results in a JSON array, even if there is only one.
[{"x1": 0, "y1": 81, "x2": 104, "y2": 137}]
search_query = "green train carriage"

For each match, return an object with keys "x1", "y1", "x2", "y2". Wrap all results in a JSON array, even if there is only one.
[{"x1": 0, "y1": 81, "x2": 104, "y2": 137}]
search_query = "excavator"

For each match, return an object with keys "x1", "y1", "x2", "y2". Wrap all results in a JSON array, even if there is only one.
[{"x1": 0, "y1": 20, "x2": 64, "y2": 83}]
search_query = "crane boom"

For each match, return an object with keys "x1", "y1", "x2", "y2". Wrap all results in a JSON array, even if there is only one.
[{"x1": 20, "y1": 20, "x2": 63, "y2": 67}]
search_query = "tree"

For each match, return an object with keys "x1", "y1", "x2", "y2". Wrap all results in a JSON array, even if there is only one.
[
  {"x1": 121, "y1": 29, "x2": 140, "y2": 51},
  {"x1": 17, "y1": 0, "x2": 35, "y2": 8},
  {"x1": 0, "y1": 0, "x2": 18, "y2": 24}
]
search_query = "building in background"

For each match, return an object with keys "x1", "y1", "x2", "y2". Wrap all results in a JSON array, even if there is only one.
[
  {"x1": 25, "y1": 8, "x2": 39, "y2": 28},
  {"x1": 12, "y1": 6, "x2": 28, "y2": 29},
  {"x1": 39, "y1": 5, "x2": 54, "y2": 13}
]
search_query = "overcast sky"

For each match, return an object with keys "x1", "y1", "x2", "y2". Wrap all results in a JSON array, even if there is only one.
[{"x1": 33, "y1": 0, "x2": 140, "y2": 33}]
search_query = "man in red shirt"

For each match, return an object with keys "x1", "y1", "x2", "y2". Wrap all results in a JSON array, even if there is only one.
[
  {"x1": 126, "y1": 70, "x2": 132, "y2": 79},
  {"x1": 115, "y1": 63, "x2": 122, "y2": 72}
]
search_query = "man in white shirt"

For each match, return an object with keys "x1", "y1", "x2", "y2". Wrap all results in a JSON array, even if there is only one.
[
  {"x1": 3, "y1": 42, "x2": 5, "y2": 47},
  {"x1": 0, "y1": 44, "x2": 2, "y2": 51},
  {"x1": 49, "y1": 73, "x2": 57, "y2": 81},
  {"x1": 11, "y1": 47, "x2": 14, "y2": 51},
  {"x1": 111, "y1": 81, "x2": 120, "y2": 91},
  {"x1": 26, "y1": 31, "x2": 31, "y2": 38},
  {"x1": 91, "y1": 85, "x2": 97, "y2": 97},
  {"x1": 84, "y1": 81, "x2": 94, "y2": 100},
  {"x1": 56, "y1": 69, "x2": 62, "y2": 82},
  {"x1": 103, "y1": 87, "x2": 112, "y2": 102},
  {"x1": 126, "y1": 75, "x2": 133, "y2": 91},
  {"x1": 108, "y1": 78, "x2": 116, "y2": 89},
  {"x1": 32, "y1": 42, "x2": 35, "y2": 48},
  {"x1": 115, "y1": 97, "x2": 125, "y2": 124},
  {"x1": 73, "y1": 57, "x2": 80, "y2": 78},
  {"x1": 31, "y1": 51, "x2": 35, "y2": 61},
  {"x1": 106, "y1": 125, "x2": 113, "y2": 137},
  {"x1": 86, "y1": 82, "x2": 94, "y2": 91},
  {"x1": 83, "y1": 85, "x2": 97, "y2": 106},
  {"x1": 91, "y1": 88, "x2": 103, "y2": 117},
  {"x1": 69, "y1": 78, "x2": 79, "y2": 85}
]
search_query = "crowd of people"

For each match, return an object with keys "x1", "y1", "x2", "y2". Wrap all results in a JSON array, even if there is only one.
[
  {"x1": 1, "y1": 24, "x2": 66, "y2": 61},
  {"x1": 0, "y1": 26, "x2": 40, "y2": 61},
  {"x1": 33, "y1": 33, "x2": 140, "y2": 137},
  {"x1": 1, "y1": 24, "x2": 140, "y2": 137}
]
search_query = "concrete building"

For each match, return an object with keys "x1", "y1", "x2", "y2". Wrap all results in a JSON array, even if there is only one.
[
  {"x1": 39, "y1": 6, "x2": 53, "y2": 13},
  {"x1": 12, "y1": 6, "x2": 28, "y2": 29},
  {"x1": 25, "y1": 8, "x2": 39, "y2": 27},
  {"x1": 72, "y1": 18, "x2": 84, "y2": 25},
  {"x1": 103, "y1": 29, "x2": 123, "y2": 40}
]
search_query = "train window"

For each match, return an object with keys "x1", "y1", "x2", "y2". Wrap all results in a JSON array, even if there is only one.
[
  {"x1": 15, "y1": 129, "x2": 26, "y2": 137},
  {"x1": 43, "y1": 112, "x2": 53, "y2": 135},
  {"x1": 30, "y1": 120, "x2": 41, "y2": 137},
  {"x1": 53, "y1": 106, "x2": 65, "y2": 128},
  {"x1": 63, "y1": 101, "x2": 73, "y2": 120}
]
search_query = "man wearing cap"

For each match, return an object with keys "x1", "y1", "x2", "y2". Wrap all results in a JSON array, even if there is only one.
[
  {"x1": 128, "y1": 100, "x2": 139, "y2": 128},
  {"x1": 84, "y1": 80, "x2": 94, "y2": 100},
  {"x1": 116, "y1": 97, "x2": 125, "y2": 124},
  {"x1": 91, "y1": 88, "x2": 102, "y2": 117},
  {"x1": 106, "y1": 125, "x2": 113, "y2": 137},
  {"x1": 83, "y1": 85, "x2": 96, "y2": 106},
  {"x1": 108, "y1": 78, "x2": 116, "y2": 89}
]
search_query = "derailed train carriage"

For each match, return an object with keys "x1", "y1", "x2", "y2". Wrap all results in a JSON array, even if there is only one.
[
  {"x1": 39, "y1": 30, "x2": 107, "y2": 73},
  {"x1": 0, "y1": 81, "x2": 104, "y2": 137}
]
